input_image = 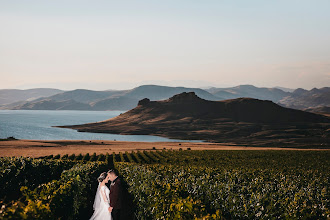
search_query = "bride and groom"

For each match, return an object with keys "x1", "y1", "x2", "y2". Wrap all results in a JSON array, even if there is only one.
[{"x1": 90, "y1": 169, "x2": 122, "y2": 220}]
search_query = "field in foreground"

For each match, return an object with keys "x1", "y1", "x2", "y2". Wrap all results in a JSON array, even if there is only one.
[
  {"x1": 0, "y1": 139, "x2": 328, "y2": 158},
  {"x1": 1, "y1": 150, "x2": 329, "y2": 219}
]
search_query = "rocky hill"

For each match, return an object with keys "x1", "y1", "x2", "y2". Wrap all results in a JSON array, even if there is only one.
[{"x1": 59, "y1": 92, "x2": 330, "y2": 148}]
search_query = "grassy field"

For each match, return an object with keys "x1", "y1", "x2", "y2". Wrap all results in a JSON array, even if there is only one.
[{"x1": 1, "y1": 150, "x2": 329, "y2": 219}]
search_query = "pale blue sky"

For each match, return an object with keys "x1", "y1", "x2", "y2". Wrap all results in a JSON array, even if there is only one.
[{"x1": 1, "y1": 0, "x2": 329, "y2": 90}]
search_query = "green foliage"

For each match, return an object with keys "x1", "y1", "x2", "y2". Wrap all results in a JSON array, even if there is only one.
[
  {"x1": 152, "y1": 151, "x2": 168, "y2": 163},
  {"x1": 143, "y1": 151, "x2": 160, "y2": 163},
  {"x1": 131, "y1": 151, "x2": 142, "y2": 163},
  {"x1": 68, "y1": 154, "x2": 76, "y2": 160},
  {"x1": 97, "y1": 154, "x2": 105, "y2": 161},
  {"x1": 75, "y1": 153, "x2": 83, "y2": 161},
  {"x1": 112, "y1": 152, "x2": 116, "y2": 164},
  {"x1": 0, "y1": 157, "x2": 75, "y2": 202},
  {"x1": 45, "y1": 155, "x2": 53, "y2": 159},
  {"x1": 137, "y1": 151, "x2": 151, "y2": 163},
  {"x1": 1, "y1": 161, "x2": 108, "y2": 219},
  {"x1": 1, "y1": 151, "x2": 329, "y2": 219},
  {"x1": 89, "y1": 153, "x2": 97, "y2": 162},
  {"x1": 125, "y1": 151, "x2": 135, "y2": 163},
  {"x1": 82, "y1": 153, "x2": 90, "y2": 161},
  {"x1": 105, "y1": 153, "x2": 111, "y2": 165},
  {"x1": 119, "y1": 152, "x2": 125, "y2": 162},
  {"x1": 116, "y1": 150, "x2": 330, "y2": 219}
]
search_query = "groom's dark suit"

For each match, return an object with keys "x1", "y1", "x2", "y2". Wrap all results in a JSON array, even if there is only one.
[{"x1": 109, "y1": 177, "x2": 122, "y2": 220}]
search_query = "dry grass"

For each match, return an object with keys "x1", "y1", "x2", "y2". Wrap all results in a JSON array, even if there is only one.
[{"x1": 0, "y1": 140, "x2": 328, "y2": 158}]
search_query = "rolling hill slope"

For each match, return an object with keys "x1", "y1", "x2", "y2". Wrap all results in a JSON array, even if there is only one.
[{"x1": 59, "y1": 92, "x2": 330, "y2": 147}]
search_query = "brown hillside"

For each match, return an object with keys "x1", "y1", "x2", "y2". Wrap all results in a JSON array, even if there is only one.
[{"x1": 59, "y1": 92, "x2": 330, "y2": 148}]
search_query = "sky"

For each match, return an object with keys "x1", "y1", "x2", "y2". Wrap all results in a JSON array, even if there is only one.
[{"x1": 1, "y1": 0, "x2": 330, "y2": 90}]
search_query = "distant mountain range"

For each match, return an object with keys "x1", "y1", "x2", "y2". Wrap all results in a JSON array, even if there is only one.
[
  {"x1": 59, "y1": 92, "x2": 330, "y2": 148},
  {"x1": 0, "y1": 85, "x2": 329, "y2": 113},
  {"x1": 0, "y1": 85, "x2": 220, "y2": 111},
  {"x1": 206, "y1": 85, "x2": 290, "y2": 102},
  {"x1": 0, "y1": 88, "x2": 63, "y2": 105},
  {"x1": 278, "y1": 87, "x2": 330, "y2": 112}
]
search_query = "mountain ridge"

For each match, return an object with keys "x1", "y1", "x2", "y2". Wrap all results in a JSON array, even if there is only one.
[
  {"x1": 0, "y1": 88, "x2": 63, "y2": 105},
  {"x1": 1, "y1": 85, "x2": 329, "y2": 112},
  {"x1": 0, "y1": 85, "x2": 220, "y2": 111}
]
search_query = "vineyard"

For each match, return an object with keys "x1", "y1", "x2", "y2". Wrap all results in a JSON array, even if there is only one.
[{"x1": 1, "y1": 150, "x2": 329, "y2": 219}]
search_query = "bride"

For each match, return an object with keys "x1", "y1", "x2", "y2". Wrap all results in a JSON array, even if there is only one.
[{"x1": 90, "y1": 172, "x2": 112, "y2": 220}]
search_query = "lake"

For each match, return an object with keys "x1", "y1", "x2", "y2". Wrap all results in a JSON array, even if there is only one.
[{"x1": 0, "y1": 110, "x2": 199, "y2": 142}]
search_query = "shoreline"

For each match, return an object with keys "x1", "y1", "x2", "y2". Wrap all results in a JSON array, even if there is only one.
[{"x1": 0, "y1": 139, "x2": 329, "y2": 158}]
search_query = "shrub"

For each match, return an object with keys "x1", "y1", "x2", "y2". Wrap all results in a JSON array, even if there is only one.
[
  {"x1": 75, "y1": 154, "x2": 83, "y2": 161},
  {"x1": 82, "y1": 153, "x2": 90, "y2": 161},
  {"x1": 89, "y1": 153, "x2": 97, "y2": 162},
  {"x1": 68, "y1": 154, "x2": 76, "y2": 160}
]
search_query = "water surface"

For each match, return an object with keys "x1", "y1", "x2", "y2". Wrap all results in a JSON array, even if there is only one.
[{"x1": 0, "y1": 110, "x2": 199, "y2": 142}]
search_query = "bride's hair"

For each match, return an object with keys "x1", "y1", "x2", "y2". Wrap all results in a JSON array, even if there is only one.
[{"x1": 97, "y1": 172, "x2": 107, "y2": 183}]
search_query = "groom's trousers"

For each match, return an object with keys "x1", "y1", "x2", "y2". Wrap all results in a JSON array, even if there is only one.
[{"x1": 112, "y1": 209, "x2": 121, "y2": 220}]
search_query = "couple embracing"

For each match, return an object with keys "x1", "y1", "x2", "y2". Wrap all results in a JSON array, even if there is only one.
[{"x1": 90, "y1": 169, "x2": 122, "y2": 220}]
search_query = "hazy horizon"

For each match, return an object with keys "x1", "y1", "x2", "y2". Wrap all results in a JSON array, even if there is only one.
[
  {"x1": 1, "y1": 82, "x2": 327, "y2": 92},
  {"x1": 1, "y1": 1, "x2": 329, "y2": 90}
]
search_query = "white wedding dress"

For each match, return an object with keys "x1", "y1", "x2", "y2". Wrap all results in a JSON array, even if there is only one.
[{"x1": 90, "y1": 184, "x2": 112, "y2": 220}]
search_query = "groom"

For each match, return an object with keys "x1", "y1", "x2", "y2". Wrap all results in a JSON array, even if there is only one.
[{"x1": 107, "y1": 169, "x2": 122, "y2": 220}]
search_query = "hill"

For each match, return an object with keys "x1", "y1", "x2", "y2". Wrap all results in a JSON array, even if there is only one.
[
  {"x1": 123, "y1": 85, "x2": 220, "y2": 101},
  {"x1": 12, "y1": 99, "x2": 92, "y2": 110},
  {"x1": 40, "y1": 89, "x2": 123, "y2": 104},
  {"x1": 2, "y1": 85, "x2": 329, "y2": 111},
  {"x1": 0, "y1": 88, "x2": 63, "y2": 105},
  {"x1": 207, "y1": 85, "x2": 290, "y2": 102},
  {"x1": 59, "y1": 92, "x2": 330, "y2": 148},
  {"x1": 304, "y1": 106, "x2": 330, "y2": 114},
  {"x1": 279, "y1": 87, "x2": 330, "y2": 110},
  {"x1": 4, "y1": 85, "x2": 220, "y2": 111}
]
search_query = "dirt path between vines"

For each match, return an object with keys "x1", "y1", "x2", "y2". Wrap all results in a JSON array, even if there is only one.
[{"x1": 0, "y1": 139, "x2": 328, "y2": 157}]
